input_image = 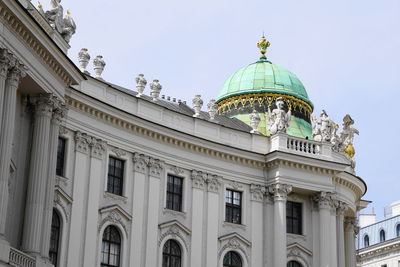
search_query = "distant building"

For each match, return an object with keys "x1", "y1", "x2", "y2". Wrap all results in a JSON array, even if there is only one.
[{"x1": 357, "y1": 201, "x2": 400, "y2": 267}]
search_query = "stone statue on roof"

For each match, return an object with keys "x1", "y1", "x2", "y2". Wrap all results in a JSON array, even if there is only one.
[
  {"x1": 268, "y1": 97, "x2": 291, "y2": 135},
  {"x1": 312, "y1": 110, "x2": 336, "y2": 142},
  {"x1": 340, "y1": 114, "x2": 359, "y2": 158},
  {"x1": 61, "y1": 10, "x2": 76, "y2": 43},
  {"x1": 44, "y1": 0, "x2": 76, "y2": 43}
]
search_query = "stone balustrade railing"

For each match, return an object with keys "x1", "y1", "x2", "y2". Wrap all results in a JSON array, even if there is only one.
[
  {"x1": 9, "y1": 247, "x2": 36, "y2": 267},
  {"x1": 270, "y1": 133, "x2": 333, "y2": 158}
]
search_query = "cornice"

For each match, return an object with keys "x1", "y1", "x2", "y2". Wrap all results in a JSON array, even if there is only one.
[
  {"x1": 67, "y1": 97, "x2": 266, "y2": 168},
  {"x1": 357, "y1": 238, "x2": 400, "y2": 262},
  {"x1": 0, "y1": 1, "x2": 80, "y2": 86}
]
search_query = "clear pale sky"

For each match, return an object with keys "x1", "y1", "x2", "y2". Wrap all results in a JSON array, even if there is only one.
[{"x1": 40, "y1": 0, "x2": 399, "y2": 218}]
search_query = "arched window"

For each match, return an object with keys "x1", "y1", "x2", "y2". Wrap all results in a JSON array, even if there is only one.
[
  {"x1": 396, "y1": 224, "x2": 400, "y2": 237},
  {"x1": 379, "y1": 229, "x2": 386, "y2": 242},
  {"x1": 364, "y1": 234, "x2": 370, "y2": 247},
  {"x1": 223, "y1": 251, "x2": 242, "y2": 267},
  {"x1": 49, "y1": 210, "x2": 61, "y2": 267},
  {"x1": 101, "y1": 226, "x2": 121, "y2": 267},
  {"x1": 287, "y1": 261, "x2": 302, "y2": 267},
  {"x1": 162, "y1": 239, "x2": 181, "y2": 267}
]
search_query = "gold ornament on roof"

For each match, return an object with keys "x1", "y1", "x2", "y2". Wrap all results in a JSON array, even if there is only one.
[{"x1": 256, "y1": 36, "x2": 270, "y2": 60}]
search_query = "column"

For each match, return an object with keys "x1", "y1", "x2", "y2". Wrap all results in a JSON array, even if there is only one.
[
  {"x1": 268, "y1": 183, "x2": 292, "y2": 267},
  {"x1": 190, "y1": 170, "x2": 207, "y2": 267},
  {"x1": 0, "y1": 49, "x2": 14, "y2": 132},
  {"x1": 206, "y1": 175, "x2": 221, "y2": 267},
  {"x1": 144, "y1": 157, "x2": 163, "y2": 267},
  {"x1": 337, "y1": 202, "x2": 348, "y2": 267},
  {"x1": 313, "y1": 192, "x2": 336, "y2": 267},
  {"x1": 344, "y1": 217, "x2": 357, "y2": 267},
  {"x1": 130, "y1": 153, "x2": 149, "y2": 266},
  {"x1": 66, "y1": 132, "x2": 91, "y2": 267},
  {"x1": 40, "y1": 100, "x2": 66, "y2": 258},
  {"x1": 0, "y1": 62, "x2": 25, "y2": 238},
  {"x1": 250, "y1": 184, "x2": 265, "y2": 267},
  {"x1": 330, "y1": 207, "x2": 338, "y2": 267},
  {"x1": 83, "y1": 137, "x2": 106, "y2": 267},
  {"x1": 22, "y1": 94, "x2": 54, "y2": 255}
]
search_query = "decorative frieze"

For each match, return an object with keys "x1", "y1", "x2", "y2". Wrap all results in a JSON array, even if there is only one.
[
  {"x1": 268, "y1": 183, "x2": 292, "y2": 202},
  {"x1": 250, "y1": 184, "x2": 266, "y2": 202}
]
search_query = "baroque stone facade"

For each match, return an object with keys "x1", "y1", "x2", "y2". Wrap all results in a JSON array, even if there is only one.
[{"x1": 0, "y1": 1, "x2": 368, "y2": 267}]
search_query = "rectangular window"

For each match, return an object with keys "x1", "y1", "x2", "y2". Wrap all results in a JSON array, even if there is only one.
[
  {"x1": 287, "y1": 201, "x2": 302, "y2": 235},
  {"x1": 225, "y1": 189, "x2": 242, "y2": 224},
  {"x1": 56, "y1": 137, "x2": 66, "y2": 176},
  {"x1": 166, "y1": 175, "x2": 183, "y2": 212},
  {"x1": 107, "y1": 157, "x2": 124, "y2": 196}
]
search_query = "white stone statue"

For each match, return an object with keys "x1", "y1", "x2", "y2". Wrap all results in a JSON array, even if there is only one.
[
  {"x1": 150, "y1": 80, "x2": 162, "y2": 101},
  {"x1": 135, "y1": 74, "x2": 147, "y2": 97},
  {"x1": 207, "y1": 99, "x2": 217, "y2": 120},
  {"x1": 312, "y1": 110, "x2": 335, "y2": 142},
  {"x1": 61, "y1": 10, "x2": 76, "y2": 43},
  {"x1": 93, "y1": 55, "x2": 106, "y2": 79},
  {"x1": 192, "y1": 95, "x2": 203, "y2": 117},
  {"x1": 78, "y1": 48, "x2": 90, "y2": 74},
  {"x1": 249, "y1": 110, "x2": 260, "y2": 133},
  {"x1": 340, "y1": 114, "x2": 359, "y2": 159},
  {"x1": 267, "y1": 97, "x2": 291, "y2": 135},
  {"x1": 45, "y1": 0, "x2": 63, "y2": 32}
]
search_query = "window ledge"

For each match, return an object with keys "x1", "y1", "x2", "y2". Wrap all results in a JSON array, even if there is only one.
[
  {"x1": 223, "y1": 221, "x2": 247, "y2": 230},
  {"x1": 163, "y1": 208, "x2": 187, "y2": 219},
  {"x1": 104, "y1": 191, "x2": 128, "y2": 204},
  {"x1": 287, "y1": 233, "x2": 306, "y2": 240}
]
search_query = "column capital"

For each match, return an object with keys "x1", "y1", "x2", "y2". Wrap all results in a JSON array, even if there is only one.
[
  {"x1": 74, "y1": 131, "x2": 91, "y2": 154},
  {"x1": 268, "y1": 183, "x2": 292, "y2": 202},
  {"x1": 0, "y1": 48, "x2": 16, "y2": 77},
  {"x1": 34, "y1": 93, "x2": 55, "y2": 118},
  {"x1": 312, "y1": 191, "x2": 337, "y2": 210},
  {"x1": 250, "y1": 184, "x2": 266, "y2": 202},
  {"x1": 90, "y1": 137, "x2": 107, "y2": 159},
  {"x1": 344, "y1": 216, "x2": 359, "y2": 236},
  {"x1": 132, "y1": 152, "x2": 149, "y2": 174},
  {"x1": 337, "y1": 201, "x2": 349, "y2": 216},
  {"x1": 148, "y1": 157, "x2": 164, "y2": 178},
  {"x1": 6, "y1": 62, "x2": 27, "y2": 88},
  {"x1": 206, "y1": 174, "x2": 222, "y2": 193},
  {"x1": 191, "y1": 170, "x2": 207, "y2": 190},
  {"x1": 51, "y1": 97, "x2": 68, "y2": 125}
]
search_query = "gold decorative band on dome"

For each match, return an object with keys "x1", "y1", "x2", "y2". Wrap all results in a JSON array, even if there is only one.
[{"x1": 216, "y1": 93, "x2": 313, "y2": 117}]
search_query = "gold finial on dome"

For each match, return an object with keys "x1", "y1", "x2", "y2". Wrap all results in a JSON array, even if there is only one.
[{"x1": 256, "y1": 35, "x2": 270, "y2": 61}]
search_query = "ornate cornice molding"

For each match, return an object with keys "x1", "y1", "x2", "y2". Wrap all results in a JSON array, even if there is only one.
[
  {"x1": 357, "y1": 238, "x2": 400, "y2": 263},
  {"x1": 67, "y1": 97, "x2": 266, "y2": 169},
  {"x1": 0, "y1": 2, "x2": 76, "y2": 86}
]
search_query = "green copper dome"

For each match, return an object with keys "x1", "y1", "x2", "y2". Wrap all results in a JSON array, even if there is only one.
[{"x1": 217, "y1": 60, "x2": 312, "y2": 106}]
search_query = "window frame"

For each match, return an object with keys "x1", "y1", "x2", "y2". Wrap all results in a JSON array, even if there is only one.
[
  {"x1": 49, "y1": 209, "x2": 61, "y2": 267},
  {"x1": 223, "y1": 251, "x2": 242, "y2": 267},
  {"x1": 101, "y1": 225, "x2": 122, "y2": 267},
  {"x1": 56, "y1": 137, "x2": 66, "y2": 177},
  {"x1": 396, "y1": 223, "x2": 400, "y2": 237},
  {"x1": 364, "y1": 234, "x2": 370, "y2": 247},
  {"x1": 162, "y1": 239, "x2": 182, "y2": 267},
  {"x1": 286, "y1": 201, "x2": 303, "y2": 235},
  {"x1": 166, "y1": 174, "x2": 184, "y2": 212},
  {"x1": 225, "y1": 189, "x2": 242, "y2": 224},
  {"x1": 107, "y1": 157, "x2": 125, "y2": 196},
  {"x1": 379, "y1": 229, "x2": 386, "y2": 242}
]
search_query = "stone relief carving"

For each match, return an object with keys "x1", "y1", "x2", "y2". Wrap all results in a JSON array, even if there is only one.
[
  {"x1": 169, "y1": 165, "x2": 184, "y2": 175},
  {"x1": 132, "y1": 152, "x2": 149, "y2": 174},
  {"x1": 206, "y1": 175, "x2": 222, "y2": 193},
  {"x1": 111, "y1": 147, "x2": 126, "y2": 158},
  {"x1": 148, "y1": 157, "x2": 164, "y2": 177},
  {"x1": 287, "y1": 243, "x2": 312, "y2": 267},
  {"x1": 218, "y1": 235, "x2": 250, "y2": 264},
  {"x1": 267, "y1": 97, "x2": 291, "y2": 135},
  {"x1": 191, "y1": 170, "x2": 207, "y2": 190},
  {"x1": 158, "y1": 222, "x2": 191, "y2": 251},
  {"x1": 90, "y1": 138, "x2": 106, "y2": 159},
  {"x1": 74, "y1": 131, "x2": 91, "y2": 154},
  {"x1": 135, "y1": 74, "x2": 147, "y2": 97},
  {"x1": 192, "y1": 95, "x2": 203, "y2": 117},
  {"x1": 250, "y1": 184, "x2": 266, "y2": 202},
  {"x1": 229, "y1": 181, "x2": 242, "y2": 190},
  {"x1": 98, "y1": 208, "x2": 131, "y2": 236}
]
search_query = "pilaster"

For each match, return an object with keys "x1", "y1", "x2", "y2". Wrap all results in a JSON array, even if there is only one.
[
  {"x1": 268, "y1": 183, "x2": 292, "y2": 267},
  {"x1": 250, "y1": 184, "x2": 265, "y2": 267},
  {"x1": 41, "y1": 99, "x2": 67, "y2": 258},
  {"x1": 344, "y1": 216, "x2": 357, "y2": 267},
  {"x1": 0, "y1": 60, "x2": 25, "y2": 240},
  {"x1": 206, "y1": 174, "x2": 221, "y2": 267},
  {"x1": 337, "y1": 201, "x2": 348, "y2": 267},
  {"x1": 22, "y1": 93, "x2": 54, "y2": 255}
]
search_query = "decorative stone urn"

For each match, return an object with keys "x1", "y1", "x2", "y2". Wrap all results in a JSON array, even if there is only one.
[
  {"x1": 135, "y1": 74, "x2": 147, "y2": 97},
  {"x1": 93, "y1": 55, "x2": 106, "y2": 79},
  {"x1": 207, "y1": 99, "x2": 217, "y2": 120},
  {"x1": 78, "y1": 48, "x2": 90, "y2": 74},
  {"x1": 192, "y1": 95, "x2": 203, "y2": 117},
  {"x1": 150, "y1": 79, "x2": 162, "y2": 101}
]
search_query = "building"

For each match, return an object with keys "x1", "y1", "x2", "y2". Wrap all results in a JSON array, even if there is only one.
[
  {"x1": 0, "y1": 0, "x2": 368, "y2": 267},
  {"x1": 357, "y1": 202, "x2": 400, "y2": 267}
]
